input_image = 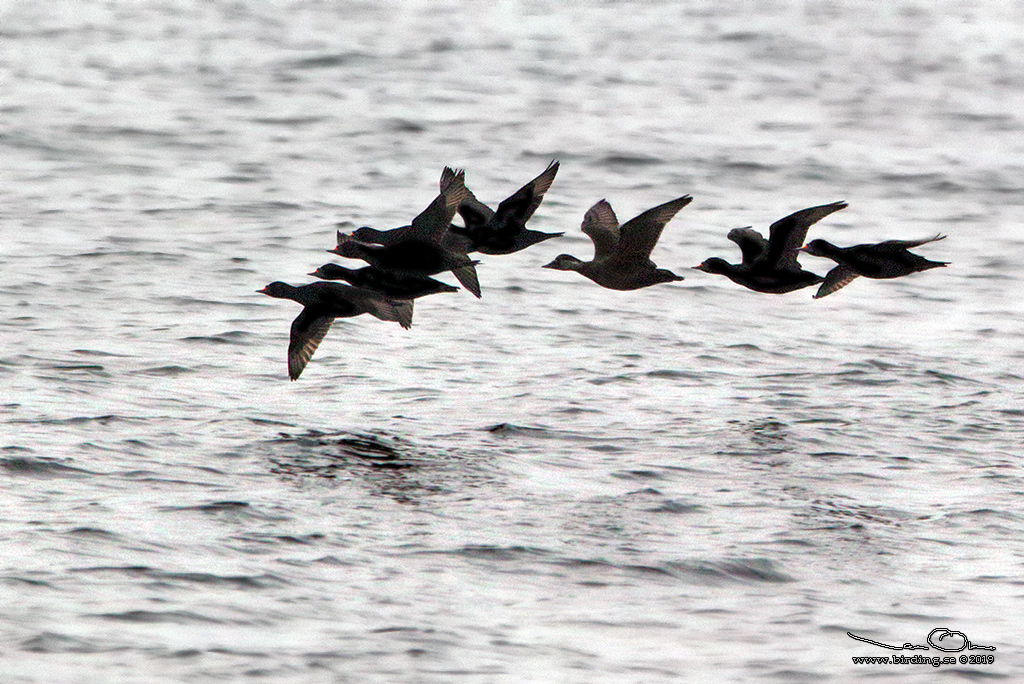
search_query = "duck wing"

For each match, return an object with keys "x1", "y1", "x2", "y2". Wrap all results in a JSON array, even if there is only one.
[
  {"x1": 389, "y1": 299, "x2": 414, "y2": 329},
  {"x1": 580, "y1": 199, "x2": 620, "y2": 261},
  {"x1": 765, "y1": 201, "x2": 848, "y2": 270},
  {"x1": 407, "y1": 169, "x2": 470, "y2": 243},
  {"x1": 441, "y1": 228, "x2": 473, "y2": 254},
  {"x1": 288, "y1": 308, "x2": 334, "y2": 380},
  {"x1": 347, "y1": 288, "x2": 415, "y2": 329},
  {"x1": 442, "y1": 166, "x2": 494, "y2": 229},
  {"x1": 813, "y1": 264, "x2": 859, "y2": 299},
  {"x1": 339, "y1": 224, "x2": 411, "y2": 247},
  {"x1": 492, "y1": 160, "x2": 560, "y2": 228},
  {"x1": 727, "y1": 227, "x2": 769, "y2": 265},
  {"x1": 448, "y1": 265, "x2": 479, "y2": 298},
  {"x1": 615, "y1": 195, "x2": 692, "y2": 263},
  {"x1": 876, "y1": 234, "x2": 946, "y2": 251}
]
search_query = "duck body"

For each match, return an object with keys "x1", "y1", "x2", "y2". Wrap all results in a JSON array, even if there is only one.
[
  {"x1": 693, "y1": 257, "x2": 823, "y2": 294},
  {"x1": 257, "y1": 280, "x2": 412, "y2": 380},
  {"x1": 309, "y1": 263, "x2": 459, "y2": 299},
  {"x1": 694, "y1": 201, "x2": 847, "y2": 294},
  {"x1": 543, "y1": 195, "x2": 691, "y2": 291},
  {"x1": 443, "y1": 161, "x2": 563, "y2": 255},
  {"x1": 333, "y1": 169, "x2": 481, "y2": 297},
  {"x1": 348, "y1": 225, "x2": 472, "y2": 254},
  {"x1": 545, "y1": 254, "x2": 683, "y2": 291},
  {"x1": 330, "y1": 237, "x2": 474, "y2": 278},
  {"x1": 452, "y1": 222, "x2": 562, "y2": 255},
  {"x1": 800, "y1": 235, "x2": 948, "y2": 298}
]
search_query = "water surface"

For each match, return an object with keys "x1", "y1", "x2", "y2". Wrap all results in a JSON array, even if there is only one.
[{"x1": 2, "y1": 1, "x2": 1023, "y2": 681}]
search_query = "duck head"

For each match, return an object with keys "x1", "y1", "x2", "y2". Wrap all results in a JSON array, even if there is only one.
[
  {"x1": 692, "y1": 257, "x2": 731, "y2": 275},
  {"x1": 543, "y1": 254, "x2": 585, "y2": 271},
  {"x1": 257, "y1": 281, "x2": 294, "y2": 298},
  {"x1": 308, "y1": 263, "x2": 351, "y2": 280},
  {"x1": 798, "y1": 239, "x2": 838, "y2": 258},
  {"x1": 349, "y1": 226, "x2": 380, "y2": 242},
  {"x1": 329, "y1": 239, "x2": 363, "y2": 258}
]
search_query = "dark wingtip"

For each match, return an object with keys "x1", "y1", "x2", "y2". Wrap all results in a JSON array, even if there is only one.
[{"x1": 812, "y1": 284, "x2": 836, "y2": 299}]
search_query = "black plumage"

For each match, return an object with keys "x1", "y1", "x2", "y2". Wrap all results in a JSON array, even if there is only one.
[
  {"x1": 800, "y1": 235, "x2": 948, "y2": 298},
  {"x1": 694, "y1": 201, "x2": 847, "y2": 294}
]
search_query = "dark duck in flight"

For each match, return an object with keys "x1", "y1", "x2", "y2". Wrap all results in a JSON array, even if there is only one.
[
  {"x1": 332, "y1": 169, "x2": 481, "y2": 297},
  {"x1": 799, "y1": 234, "x2": 948, "y2": 298},
  {"x1": 442, "y1": 161, "x2": 562, "y2": 255},
  {"x1": 257, "y1": 281, "x2": 412, "y2": 381},
  {"x1": 308, "y1": 263, "x2": 459, "y2": 300},
  {"x1": 694, "y1": 201, "x2": 847, "y2": 294},
  {"x1": 543, "y1": 195, "x2": 691, "y2": 290}
]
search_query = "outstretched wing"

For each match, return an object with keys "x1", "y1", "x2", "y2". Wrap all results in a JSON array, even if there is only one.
[
  {"x1": 351, "y1": 289, "x2": 415, "y2": 329},
  {"x1": 766, "y1": 201, "x2": 848, "y2": 270},
  {"x1": 615, "y1": 195, "x2": 692, "y2": 262},
  {"x1": 580, "y1": 199, "x2": 620, "y2": 261},
  {"x1": 813, "y1": 265, "x2": 859, "y2": 299},
  {"x1": 492, "y1": 160, "x2": 560, "y2": 228},
  {"x1": 391, "y1": 300, "x2": 414, "y2": 329},
  {"x1": 876, "y1": 234, "x2": 946, "y2": 250},
  {"x1": 439, "y1": 166, "x2": 459, "y2": 192},
  {"x1": 442, "y1": 166, "x2": 494, "y2": 229},
  {"x1": 408, "y1": 169, "x2": 470, "y2": 243},
  {"x1": 451, "y1": 264, "x2": 482, "y2": 298},
  {"x1": 727, "y1": 227, "x2": 769, "y2": 265},
  {"x1": 288, "y1": 309, "x2": 334, "y2": 380}
]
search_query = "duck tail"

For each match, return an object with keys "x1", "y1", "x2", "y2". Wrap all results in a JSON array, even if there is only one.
[{"x1": 659, "y1": 268, "x2": 685, "y2": 283}]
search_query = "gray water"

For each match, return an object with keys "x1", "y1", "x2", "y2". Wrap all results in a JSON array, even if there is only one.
[{"x1": 2, "y1": 1, "x2": 1023, "y2": 681}]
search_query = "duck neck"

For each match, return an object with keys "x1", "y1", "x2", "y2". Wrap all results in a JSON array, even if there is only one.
[{"x1": 812, "y1": 241, "x2": 843, "y2": 259}]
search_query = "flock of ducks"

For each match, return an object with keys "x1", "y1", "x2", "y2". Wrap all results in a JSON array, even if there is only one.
[{"x1": 259, "y1": 162, "x2": 948, "y2": 380}]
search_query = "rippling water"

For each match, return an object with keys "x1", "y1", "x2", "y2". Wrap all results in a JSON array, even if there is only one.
[{"x1": 3, "y1": 1, "x2": 1023, "y2": 681}]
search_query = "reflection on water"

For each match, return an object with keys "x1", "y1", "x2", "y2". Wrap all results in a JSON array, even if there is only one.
[{"x1": 265, "y1": 429, "x2": 498, "y2": 504}]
